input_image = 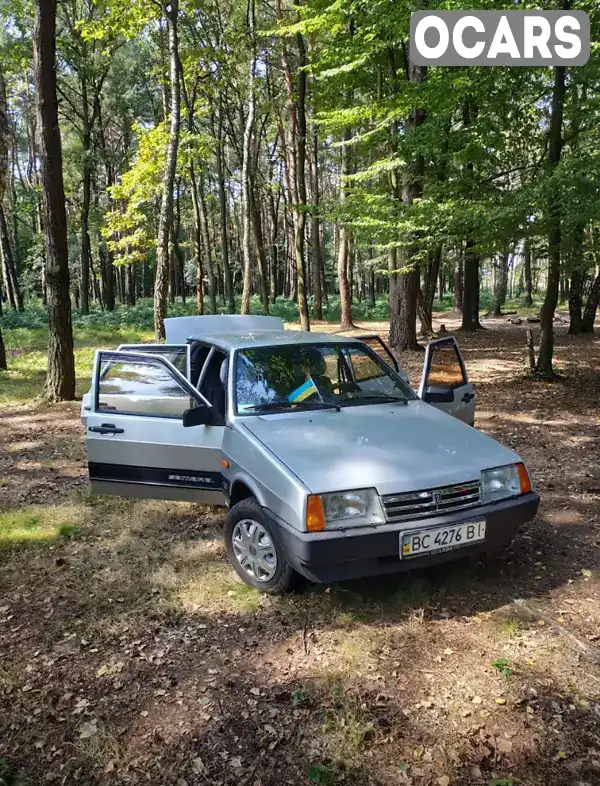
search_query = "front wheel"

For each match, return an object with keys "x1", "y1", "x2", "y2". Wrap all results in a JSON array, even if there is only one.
[{"x1": 224, "y1": 498, "x2": 297, "y2": 594}]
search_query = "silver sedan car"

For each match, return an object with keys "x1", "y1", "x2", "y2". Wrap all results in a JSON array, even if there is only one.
[{"x1": 82, "y1": 316, "x2": 539, "y2": 594}]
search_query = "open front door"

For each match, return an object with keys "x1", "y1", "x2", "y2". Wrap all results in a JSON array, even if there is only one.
[
  {"x1": 418, "y1": 337, "x2": 476, "y2": 426},
  {"x1": 86, "y1": 350, "x2": 226, "y2": 504}
]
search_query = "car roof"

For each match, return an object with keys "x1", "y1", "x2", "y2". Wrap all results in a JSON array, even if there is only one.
[{"x1": 195, "y1": 330, "x2": 362, "y2": 352}]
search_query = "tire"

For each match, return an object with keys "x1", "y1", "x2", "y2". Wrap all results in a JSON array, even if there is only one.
[{"x1": 224, "y1": 497, "x2": 297, "y2": 594}]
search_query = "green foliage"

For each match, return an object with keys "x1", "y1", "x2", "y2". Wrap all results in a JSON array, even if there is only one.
[
  {"x1": 0, "y1": 758, "x2": 30, "y2": 786},
  {"x1": 105, "y1": 122, "x2": 169, "y2": 265},
  {"x1": 291, "y1": 683, "x2": 309, "y2": 706},
  {"x1": 306, "y1": 763, "x2": 334, "y2": 785},
  {"x1": 492, "y1": 657, "x2": 512, "y2": 680}
]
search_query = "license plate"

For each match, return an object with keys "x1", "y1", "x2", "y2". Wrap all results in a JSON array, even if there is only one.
[{"x1": 400, "y1": 519, "x2": 486, "y2": 559}]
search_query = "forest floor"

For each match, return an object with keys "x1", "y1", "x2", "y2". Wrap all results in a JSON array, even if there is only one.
[{"x1": 1, "y1": 311, "x2": 600, "y2": 786}]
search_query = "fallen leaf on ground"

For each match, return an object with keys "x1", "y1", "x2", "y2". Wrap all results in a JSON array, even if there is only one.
[{"x1": 78, "y1": 719, "x2": 98, "y2": 739}]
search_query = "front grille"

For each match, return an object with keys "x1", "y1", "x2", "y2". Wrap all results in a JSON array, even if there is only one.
[{"x1": 383, "y1": 480, "x2": 481, "y2": 523}]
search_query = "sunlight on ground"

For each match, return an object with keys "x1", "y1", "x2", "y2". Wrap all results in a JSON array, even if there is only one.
[
  {"x1": 0, "y1": 502, "x2": 84, "y2": 548},
  {"x1": 155, "y1": 556, "x2": 263, "y2": 614}
]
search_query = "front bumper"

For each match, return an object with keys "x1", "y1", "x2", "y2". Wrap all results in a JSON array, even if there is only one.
[{"x1": 272, "y1": 492, "x2": 540, "y2": 583}]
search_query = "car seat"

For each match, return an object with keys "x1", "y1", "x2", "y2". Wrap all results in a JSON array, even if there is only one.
[{"x1": 201, "y1": 353, "x2": 227, "y2": 420}]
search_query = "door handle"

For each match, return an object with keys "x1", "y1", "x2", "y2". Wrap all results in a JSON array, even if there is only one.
[
  {"x1": 461, "y1": 392, "x2": 475, "y2": 403},
  {"x1": 88, "y1": 424, "x2": 124, "y2": 435}
]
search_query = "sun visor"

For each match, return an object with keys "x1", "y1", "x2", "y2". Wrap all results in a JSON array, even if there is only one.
[{"x1": 164, "y1": 315, "x2": 285, "y2": 344}]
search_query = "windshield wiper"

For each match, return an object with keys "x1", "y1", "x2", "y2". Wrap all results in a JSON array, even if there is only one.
[
  {"x1": 348, "y1": 394, "x2": 408, "y2": 405},
  {"x1": 245, "y1": 400, "x2": 340, "y2": 413}
]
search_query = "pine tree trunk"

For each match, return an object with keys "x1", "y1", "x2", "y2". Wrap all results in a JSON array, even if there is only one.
[
  {"x1": 0, "y1": 324, "x2": 6, "y2": 370},
  {"x1": 249, "y1": 182, "x2": 270, "y2": 313},
  {"x1": 0, "y1": 205, "x2": 21, "y2": 310},
  {"x1": 276, "y1": 0, "x2": 310, "y2": 330},
  {"x1": 127, "y1": 263, "x2": 136, "y2": 306},
  {"x1": 268, "y1": 186, "x2": 279, "y2": 303},
  {"x1": 581, "y1": 269, "x2": 600, "y2": 333},
  {"x1": 491, "y1": 250, "x2": 509, "y2": 316},
  {"x1": 240, "y1": 0, "x2": 256, "y2": 316},
  {"x1": 216, "y1": 102, "x2": 235, "y2": 313},
  {"x1": 0, "y1": 67, "x2": 22, "y2": 313},
  {"x1": 568, "y1": 269, "x2": 583, "y2": 334},
  {"x1": 153, "y1": 0, "x2": 180, "y2": 340},
  {"x1": 195, "y1": 167, "x2": 215, "y2": 313},
  {"x1": 461, "y1": 234, "x2": 481, "y2": 330},
  {"x1": 568, "y1": 218, "x2": 585, "y2": 333},
  {"x1": 337, "y1": 125, "x2": 353, "y2": 330},
  {"x1": 389, "y1": 58, "x2": 426, "y2": 352},
  {"x1": 80, "y1": 76, "x2": 92, "y2": 315},
  {"x1": 96, "y1": 101, "x2": 115, "y2": 311},
  {"x1": 453, "y1": 256, "x2": 463, "y2": 312},
  {"x1": 33, "y1": 0, "x2": 75, "y2": 400},
  {"x1": 524, "y1": 241, "x2": 533, "y2": 305},
  {"x1": 308, "y1": 37, "x2": 322, "y2": 320},
  {"x1": 536, "y1": 64, "x2": 566, "y2": 379},
  {"x1": 418, "y1": 246, "x2": 440, "y2": 337}
]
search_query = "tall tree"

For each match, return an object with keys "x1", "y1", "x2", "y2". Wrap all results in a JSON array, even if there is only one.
[
  {"x1": 0, "y1": 64, "x2": 22, "y2": 314},
  {"x1": 389, "y1": 58, "x2": 426, "y2": 352},
  {"x1": 0, "y1": 62, "x2": 8, "y2": 368},
  {"x1": 536, "y1": 64, "x2": 566, "y2": 379},
  {"x1": 240, "y1": 0, "x2": 257, "y2": 316},
  {"x1": 154, "y1": 0, "x2": 181, "y2": 340},
  {"x1": 33, "y1": 0, "x2": 75, "y2": 400},
  {"x1": 336, "y1": 121, "x2": 353, "y2": 330}
]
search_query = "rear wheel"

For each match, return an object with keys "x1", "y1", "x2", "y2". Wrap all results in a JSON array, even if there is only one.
[{"x1": 225, "y1": 498, "x2": 297, "y2": 594}]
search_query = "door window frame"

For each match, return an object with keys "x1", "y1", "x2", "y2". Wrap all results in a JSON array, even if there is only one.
[
  {"x1": 354, "y1": 334, "x2": 399, "y2": 372},
  {"x1": 92, "y1": 350, "x2": 210, "y2": 419},
  {"x1": 116, "y1": 343, "x2": 191, "y2": 379},
  {"x1": 418, "y1": 336, "x2": 469, "y2": 399}
]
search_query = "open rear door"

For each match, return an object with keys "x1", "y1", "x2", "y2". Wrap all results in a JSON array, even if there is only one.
[
  {"x1": 86, "y1": 350, "x2": 226, "y2": 504},
  {"x1": 418, "y1": 337, "x2": 476, "y2": 426}
]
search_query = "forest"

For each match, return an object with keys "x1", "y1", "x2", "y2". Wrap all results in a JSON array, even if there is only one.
[
  {"x1": 1, "y1": 3, "x2": 600, "y2": 786},
  {"x1": 0, "y1": 0, "x2": 598, "y2": 400}
]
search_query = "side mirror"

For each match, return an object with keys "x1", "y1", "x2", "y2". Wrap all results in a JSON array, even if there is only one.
[
  {"x1": 422, "y1": 386, "x2": 454, "y2": 404},
  {"x1": 183, "y1": 405, "x2": 212, "y2": 427}
]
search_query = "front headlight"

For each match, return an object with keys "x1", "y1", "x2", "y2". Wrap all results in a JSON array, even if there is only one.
[
  {"x1": 481, "y1": 463, "x2": 530, "y2": 504},
  {"x1": 320, "y1": 488, "x2": 385, "y2": 529}
]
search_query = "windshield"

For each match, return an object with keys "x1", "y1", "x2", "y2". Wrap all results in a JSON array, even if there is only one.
[{"x1": 234, "y1": 343, "x2": 416, "y2": 414}]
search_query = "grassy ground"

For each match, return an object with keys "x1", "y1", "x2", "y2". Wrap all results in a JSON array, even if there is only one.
[{"x1": 1, "y1": 304, "x2": 599, "y2": 786}]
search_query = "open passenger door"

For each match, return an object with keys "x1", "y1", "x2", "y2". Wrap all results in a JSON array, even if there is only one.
[
  {"x1": 418, "y1": 337, "x2": 476, "y2": 426},
  {"x1": 86, "y1": 350, "x2": 226, "y2": 504}
]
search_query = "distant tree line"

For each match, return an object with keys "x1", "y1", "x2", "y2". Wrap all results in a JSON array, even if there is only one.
[{"x1": 0, "y1": 0, "x2": 599, "y2": 394}]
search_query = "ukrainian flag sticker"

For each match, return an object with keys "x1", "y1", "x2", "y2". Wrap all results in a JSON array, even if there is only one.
[{"x1": 289, "y1": 378, "x2": 318, "y2": 403}]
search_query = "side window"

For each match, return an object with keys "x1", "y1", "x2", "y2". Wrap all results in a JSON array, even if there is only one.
[
  {"x1": 425, "y1": 342, "x2": 467, "y2": 390},
  {"x1": 358, "y1": 336, "x2": 398, "y2": 371},
  {"x1": 98, "y1": 358, "x2": 195, "y2": 418},
  {"x1": 343, "y1": 348, "x2": 400, "y2": 396},
  {"x1": 346, "y1": 348, "x2": 384, "y2": 383}
]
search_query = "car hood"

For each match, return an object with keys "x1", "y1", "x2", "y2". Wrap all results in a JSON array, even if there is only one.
[{"x1": 241, "y1": 401, "x2": 520, "y2": 496}]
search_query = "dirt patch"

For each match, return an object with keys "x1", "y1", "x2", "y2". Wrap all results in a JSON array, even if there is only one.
[{"x1": 1, "y1": 317, "x2": 600, "y2": 786}]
